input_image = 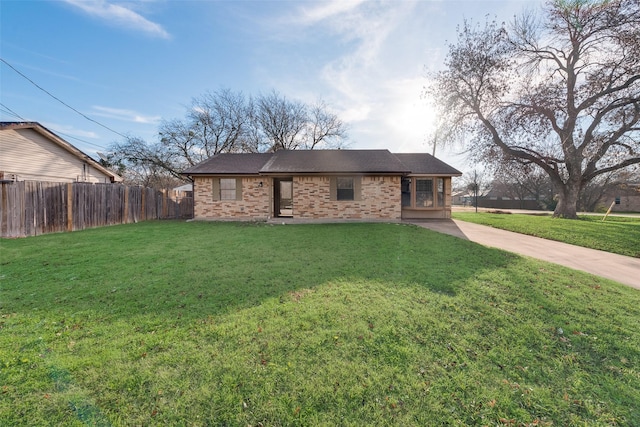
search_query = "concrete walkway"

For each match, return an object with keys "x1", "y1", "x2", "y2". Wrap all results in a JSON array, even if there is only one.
[{"x1": 411, "y1": 219, "x2": 640, "y2": 290}]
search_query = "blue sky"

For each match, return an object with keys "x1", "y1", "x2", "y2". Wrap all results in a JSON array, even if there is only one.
[{"x1": 1, "y1": 0, "x2": 542, "y2": 172}]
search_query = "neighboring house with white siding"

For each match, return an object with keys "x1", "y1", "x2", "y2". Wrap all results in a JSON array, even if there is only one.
[{"x1": 0, "y1": 122, "x2": 122, "y2": 183}]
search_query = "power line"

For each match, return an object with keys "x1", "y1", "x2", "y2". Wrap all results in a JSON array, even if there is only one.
[
  {"x1": 0, "y1": 101, "x2": 108, "y2": 150},
  {"x1": 54, "y1": 130, "x2": 108, "y2": 150},
  {"x1": 0, "y1": 57, "x2": 129, "y2": 139},
  {"x1": 0, "y1": 102, "x2": 26, "y2": 121}
]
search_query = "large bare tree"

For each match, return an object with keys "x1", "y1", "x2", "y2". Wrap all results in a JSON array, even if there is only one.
[
  {"x1": 254, "y1": 91, "x2": 309, "y2": 151},
  {"x1": 106, "y1": 136, "x2": 185, "y2": 189},
  {"x1": 159, "y1": 88, "x2": 252, "y2": 165},
  {"x1": 109, "y1": 89, "x2": 348, "y2": 187},
  {"x1": 428, "y1": 0, "x2": 640, "y2": 218},
  {"x1": 253, "y1": 91, "x2": 347, "y2": 151},
  {"x1": 306, "y1": 99, "x2": 349, "y2": 149}
]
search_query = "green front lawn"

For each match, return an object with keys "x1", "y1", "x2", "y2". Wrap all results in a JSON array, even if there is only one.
[
  {"x1": 453, "y1": 212, "x2": 640, "y2": 258},
  {"x1": 1, "y1": 221, "x2": 639, "y2": 426}
]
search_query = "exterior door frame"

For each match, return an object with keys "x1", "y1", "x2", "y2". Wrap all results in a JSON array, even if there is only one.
[{"x1": 274, "y1": 177, "x2": 293, "y2": 217}]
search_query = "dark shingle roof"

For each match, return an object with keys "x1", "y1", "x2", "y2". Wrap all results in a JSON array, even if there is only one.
[
  {"x1": 260, "y1": 149, "x2": 408, "y2": 174},
  {"x1": 182, "y1": 150, "x2": 461, "y2": 176},
  {"x1": 393, "y1": 153, "x2": 462, "y2": 176},
  {"x1": 183, "y1": 153, "x2": 273, "y2": 174}
]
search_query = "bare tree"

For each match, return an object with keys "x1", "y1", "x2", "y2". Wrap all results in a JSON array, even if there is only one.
[
  {"x1": 109, "y1": 89, "x2": 349, "y2": 184},
  {"x1": 305, "y1": 99, "x2": 348, "y2": 149},
  {"x1": 254, "y1": 90, "x2": 309, "y2": 151},
  {"x1": 108, "y1": 136, "x2": 185, "y2": 189},
  {"x1": 159, "y1": 88, "x2": 251, "y2": 165},
  {"x1": 254, "y1": 91, "x2": 348, "y2": 151},
  {"x1": 464, "y1": 169, "x2": 492, "y2": 212},
  {"x1": 427, "y1": 0, "x2": 640, "y2": 218},
  {"x1": 578, "y1": 168, "x2": 638, "y2": 212},
  {"x1": 493, "y1": 161, "x2": 555, "y2": 209}
]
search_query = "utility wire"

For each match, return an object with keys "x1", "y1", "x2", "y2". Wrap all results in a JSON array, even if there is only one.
[
  {"x1": 1, "y1": 57, "x2": 129, "y2": 139},
  {"x1": 54, "y1": 130, "x2": 108, "y2": 150},
  {"x1": 0, "y1": 102, "x2": 26, "y2": 121},
  {"x1": 0, "y1": 101, "x2": 108, "y2": 150}
]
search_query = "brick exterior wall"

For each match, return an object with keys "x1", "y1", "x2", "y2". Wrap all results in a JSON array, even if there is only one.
[
  {"x1": 193, "y1": 175, "x2": 453, "y2": 220},
  {"x1": 292, "y1": 176, "x2": 401, "y2": 220},
  {"x1": 193, "y1": 177, "x2": 271, "y2": 220}
]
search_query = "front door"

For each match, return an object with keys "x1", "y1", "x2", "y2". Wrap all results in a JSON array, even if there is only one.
[{"x1": 274, "y1": 178, "x2": 293, "y2": 217}]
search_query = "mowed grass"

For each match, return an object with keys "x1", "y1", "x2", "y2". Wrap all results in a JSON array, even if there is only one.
[
  {"x1": 1, "y1": 221, "x2": 639, "y2": 426},
  {"x1": 453, "y1": 212, "x2": 640, "y2": 258}
]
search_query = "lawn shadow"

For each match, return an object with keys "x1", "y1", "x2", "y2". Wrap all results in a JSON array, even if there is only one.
[
  {"x1": 5, "y1": 221, "x2": 640, "y2": 425},
  {"x1": 406, "y1": 219, "x2": 470, "y2": 240},
  {"x1": 2, "y1": 221, "x2": 520, "y2": 323}
]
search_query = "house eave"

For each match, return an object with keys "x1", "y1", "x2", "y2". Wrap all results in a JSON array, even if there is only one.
[
  {"x1": 258, "y1": 171, "x2": 409, "y2": 176},
  {"x1": 406, "y1": 172, "x2": 463, "y2": 177}
]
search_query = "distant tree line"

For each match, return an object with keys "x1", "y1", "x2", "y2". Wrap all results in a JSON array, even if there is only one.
[
  {"x1": 103, "y1": 89, "x2": 348, "y2": 189},
  {"x1": 456, "y1": 166, "x2": 637, "y2": 212}
]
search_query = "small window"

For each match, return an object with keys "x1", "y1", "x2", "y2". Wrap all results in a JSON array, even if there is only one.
[
  {"x1": 220, "y1": 178, "x2": 236, "y2": 200},
  {"x1": 437, "y1": 178, "x2": 444, "y2": 207},
  {"x1": 337, "y1": 177, "x2": 354, "y2": 201}
]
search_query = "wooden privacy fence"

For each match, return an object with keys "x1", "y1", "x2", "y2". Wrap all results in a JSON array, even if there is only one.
[{"x1": 0, "y1": 181, "x2": 193, "y2": 238}]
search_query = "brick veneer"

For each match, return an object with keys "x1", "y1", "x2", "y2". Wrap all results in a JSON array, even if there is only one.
[
  {"x1": 193, "y1": 175, "x2": 452, "y2": 220},
  {"x1": 193, "y1": 177, "x2": 271, "y2": 220},
  {"x1": 292, "y1": 176, "x2": 401, "y2": 219}
]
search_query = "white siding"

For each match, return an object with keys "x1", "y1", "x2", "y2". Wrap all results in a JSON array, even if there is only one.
[{"x1": 0, "y1": 128, "x2": 113, "y2": 183}]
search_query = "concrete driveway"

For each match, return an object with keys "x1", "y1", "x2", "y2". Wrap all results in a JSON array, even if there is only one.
[{"x1": 411, "y1": 219, "x2": 640, "y2": 290}]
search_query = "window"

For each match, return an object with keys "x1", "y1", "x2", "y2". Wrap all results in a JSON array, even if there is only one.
[
  {"x1": 213, "y1": 178, "x2": 241, "y2": 201},
  {"x1": 437, "y1": 178, "x2": 444, "y2": 207},
  {"x1": 220, "y1": 178, "x2": 236, "y2": 200},
  {"x1": 337, "y1": 177, "x2": 354, "y2": 201},
  {"x1": 415, "y1": 178, "x2": 433, "y2": 207},
  {"x1": 330, "y1": 176, "x2": 360, "y2": 201},
  {"x1": 402, "y1": 177, "x2": 447, "y2": 209}
]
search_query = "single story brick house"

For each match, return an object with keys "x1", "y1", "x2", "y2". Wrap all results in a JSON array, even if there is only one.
[{"x1": 182, "y1": 149, "x2": 462, "y2": 221}]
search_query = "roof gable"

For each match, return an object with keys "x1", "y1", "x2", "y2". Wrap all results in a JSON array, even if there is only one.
[{"x1": 0, "y1": 122, "x2": 122, "y2": 182}]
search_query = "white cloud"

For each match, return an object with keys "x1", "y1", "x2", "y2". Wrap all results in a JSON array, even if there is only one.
[
  {"x1": 305, "y1": 2, "x2": 426, "y2": 131},
  {"x1": 91, "y1": 106, "x2": 161, "y2": 124},
  {"x1": 297, "y1": 0, "x2": 368, "y2": 25},
  {"x1": 64, "y1": 0, "x2": 170, "y2": 39}
]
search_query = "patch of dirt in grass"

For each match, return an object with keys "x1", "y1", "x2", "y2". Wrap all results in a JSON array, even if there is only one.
[{"x1": 288, "y1": 289, "x2": 315, "y2": 303}]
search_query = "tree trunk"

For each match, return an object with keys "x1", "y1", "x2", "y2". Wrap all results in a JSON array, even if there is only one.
[{"x1": 553, "y1": 182, "x2": 581, "y2": 219}]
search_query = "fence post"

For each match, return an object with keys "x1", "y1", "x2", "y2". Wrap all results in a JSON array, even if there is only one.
[
  {"x1": 67, "y1": 182, "x2": 73, "y2": 232},
  {"x1": 123, "y1": 186, "x2": 129, "y2": 223},
  {"x1": 141, "y1": 188, "x2": 146, "y2": 220},
  {"x1": 162, "y1": 189, "x2": 168, "y2": 218}
]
